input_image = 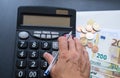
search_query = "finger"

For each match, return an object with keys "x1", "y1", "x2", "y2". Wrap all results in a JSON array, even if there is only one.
[
  {"x1": 74, "y1": 37, "x2": 83, "y2": 53},
  {"x1": 78, "y1": 48, "x2": 88, "y2": 72},
  {"x1": 84, "y1": 49, "x2": 89, "y2": 62},
  {"x1": 74, "y1": 37, "x2": 84, "y2": 59},
  {"x1": 68, "y1": 36, "x2": 76, "y2": 52},
  {"x1": 58, "y1": 36, "x2": 68, "y2": 56},
  {"x1": 80, "y1": 54, "x2": 87, "y2": 73},
  {"x1": 84, "y1": 50, "x2": 91, "y2": 73},
  {"x1": 74, "y1": 37, "x2": 84, "y2": 63},
  {"x1": 43, "y1": 52, "x2": 53, "y2": 64}
]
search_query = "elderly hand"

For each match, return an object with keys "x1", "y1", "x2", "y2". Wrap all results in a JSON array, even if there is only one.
[{"x1": 43, "y1": 36, "x2": 90, "y2": 78}]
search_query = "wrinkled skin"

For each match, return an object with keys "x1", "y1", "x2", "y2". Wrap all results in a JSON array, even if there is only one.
[{"x1": 43, "y1": 36, "x2": 90, "y2": 78}]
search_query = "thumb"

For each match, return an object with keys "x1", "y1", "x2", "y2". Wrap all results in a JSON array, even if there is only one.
[{"x1": 43, "y1": 52, "x2": 53, "y2": 64}]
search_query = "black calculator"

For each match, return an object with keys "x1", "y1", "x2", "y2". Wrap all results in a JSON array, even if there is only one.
[{"x1": 13, "y1": 6, "x2": 76, "y2": 78}]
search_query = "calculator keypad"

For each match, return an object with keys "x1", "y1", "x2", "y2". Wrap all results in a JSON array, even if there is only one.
[{"x1": 15, "y1": 30, "x2": 59, "y2": 78}]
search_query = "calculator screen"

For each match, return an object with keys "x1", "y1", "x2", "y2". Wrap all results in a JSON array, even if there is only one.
[{"x1": 22, "y1": 15, "x2": 70, "y2": 27}]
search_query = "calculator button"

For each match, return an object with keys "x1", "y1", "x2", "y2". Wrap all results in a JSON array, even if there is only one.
[
  {"x1": 42, "y1": 31, "x2": 50, "y2": 34},
  {"x1": 29, "y1": 51, "x2": 38, "y2": 59},
  {"x1": 52, "y1": 42, "x2": 58, "y2": 50},
  {"x1": 34, "y1": 31, "x2": 41, "y2": 34},
  {"x1": 17, "y1": 50, "x2": 27, "y2": 58},
  {"x1": 41, "y1": 42, "x2": 51, "y2": 50},
  {"x1": 18, "y1": 41, "x2": 28, "y2": 49},
  {"x1": 29, "y1": 41, "x2": 39, "y2": 49},
  {"x1": 18, "y1": 31, "x2": 29, "y2": 39},
  {"x1": 51, "y1": 34, "x2": 59, "y2": 39},
  {"x1": 52, "y1": 51, "x2": 58, "y2": 57},
  {"x1": 16, "y1": 60, "x2": 26, "y2": 68},
  {"x1": 40, "y1": 70, "x2": 45, "y2": 78},
  {"x1": 51, "y1": 31, "x2": 59, "y2": 34},
  {"x1": 40, "y1": 60, "x2": 48, "y2": 69},
  {"x1": 27, "y1": 70, "x2": 38, "y2": 78},
  {"x1": 33, "y1": 34, "x2": 40, "y2": 38},
  {"x1": 16, "y1": 70, "x2": 26, "y2": 78},
  {"x1": 46, "y1": 34, "x2": 51, "y2": 39},
  {"x1": 28, "y1": 60, "x2": 38, "y2": 68},
  {"x1": 41, "y1": 34, "x2": 46, "y2": 39}
]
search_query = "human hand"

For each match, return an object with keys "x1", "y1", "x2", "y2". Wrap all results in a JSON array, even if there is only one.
[{"x1": 43, "y1": 36, "x2": 90, "y2": 78}]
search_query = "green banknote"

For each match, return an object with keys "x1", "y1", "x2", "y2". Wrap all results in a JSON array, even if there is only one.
[{"x1": 90, "y1": 59, "x2": 120, "y2": 78}]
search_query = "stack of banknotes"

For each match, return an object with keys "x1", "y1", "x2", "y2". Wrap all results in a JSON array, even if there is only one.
[
  {"x1": 77, "y1": 27, "x2": 120, "y2": 78},
  {"x1": 89, "y1": 29, "x2": 120, "y2": 78}
]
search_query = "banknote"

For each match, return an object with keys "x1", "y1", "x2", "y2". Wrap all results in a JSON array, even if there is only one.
[
  {"x1": 76, "y1": 28, "x2": 120, "y2": 78},
  {"x1": 90, "y1": 59, "x2": 120, "y2": 72},
  {"x1": 90, "y1": 29, "x2": 120, "y2": 78},
  {"x1": 90, "y1": 29, "x2": 120, "y2": 62},
  {"x1": 90, "y1": 69, "x2": 120, "y2": 78},
  {"x1": 91, "y1": 64, "x2": 120, "y2": 78}
]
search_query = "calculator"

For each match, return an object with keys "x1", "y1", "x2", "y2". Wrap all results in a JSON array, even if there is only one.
[{"x1": 13, "y1": 6, "x2": 76, "y2": 78}]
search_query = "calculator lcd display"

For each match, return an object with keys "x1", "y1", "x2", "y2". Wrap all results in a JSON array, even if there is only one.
[{"x1": 23, "y1": 15, "x2": 70, "y2": 27}]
